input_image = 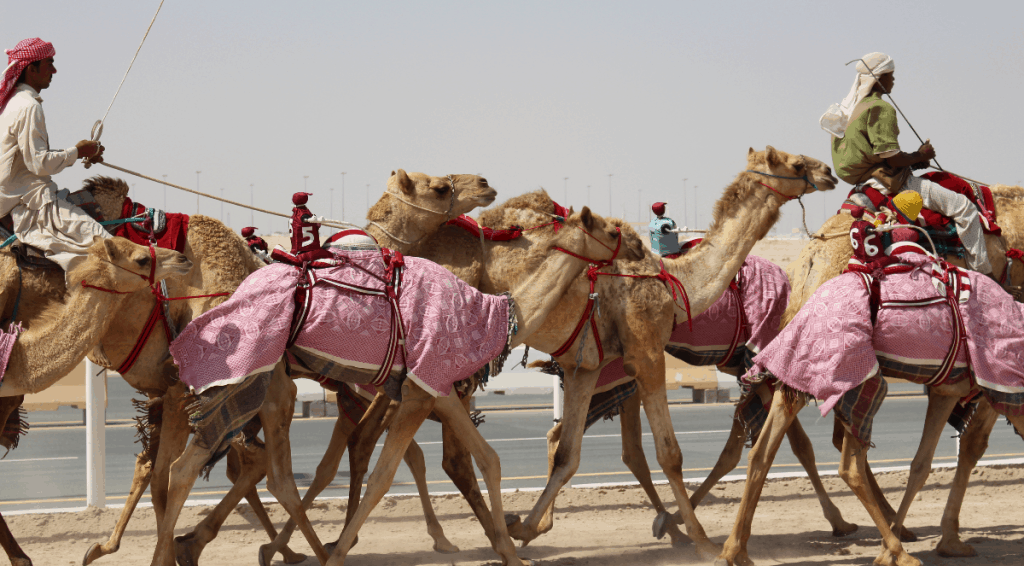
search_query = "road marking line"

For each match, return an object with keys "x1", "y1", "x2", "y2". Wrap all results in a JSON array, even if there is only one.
[{"x1": 0, "y1": 456, "x2": 77, "y2": 464}]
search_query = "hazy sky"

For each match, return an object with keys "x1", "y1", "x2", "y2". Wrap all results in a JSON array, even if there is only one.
[{"x1": 4, "y1": 1, "x2": 1022, "y2": 236}]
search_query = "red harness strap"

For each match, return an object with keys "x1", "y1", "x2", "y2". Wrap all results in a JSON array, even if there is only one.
[
  {"x1": 717, "y1": 279, "x2": 745, "y2": 368},
  {"x1": 81, "y1": 243, "x2": 230, "y2": 375}
]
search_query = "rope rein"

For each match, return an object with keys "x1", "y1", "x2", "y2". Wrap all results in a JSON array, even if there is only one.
[{"x1": 83, "y1": 0, "x2": 166, "y2": 168}]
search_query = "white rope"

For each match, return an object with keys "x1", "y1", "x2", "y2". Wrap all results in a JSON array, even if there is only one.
[
  {"x1": 368, "y1": 221, "x2": 418, "y2": 246},
  {"x1": 97, "y1": 161, "x2": 364, "y2": 232},
  {"x1": 91, "y1": 0, "x2": 166, "y2": 142}
]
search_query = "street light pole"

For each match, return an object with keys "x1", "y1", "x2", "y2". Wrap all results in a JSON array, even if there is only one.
[
  {"x1": 683, "y1": 178, "x2": 688, "y2": 227},
  {"x1": 607, "y1": 174, "x2": 613, "y2": 216}
]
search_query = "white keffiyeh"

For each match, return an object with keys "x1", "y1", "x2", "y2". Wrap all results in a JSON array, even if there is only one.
[{"x1": 820, "y1": 52, "x2": 895, "y2": 138}]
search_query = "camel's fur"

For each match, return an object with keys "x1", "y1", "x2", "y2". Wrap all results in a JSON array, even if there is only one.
[{"x1": 719, "y1": 180, "x2": 1024, "y2": 566}]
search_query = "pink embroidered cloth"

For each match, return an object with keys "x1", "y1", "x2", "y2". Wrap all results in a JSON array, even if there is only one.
[
  {"x1": 593, "y1": 255, "x2": 789, "y2": 392},
  {"x1": 748, "y1": 252, "x2": 1024, "y2": 416},
  {"x1": 171, "y1": 251, "x2": 510, "y2": 397}
]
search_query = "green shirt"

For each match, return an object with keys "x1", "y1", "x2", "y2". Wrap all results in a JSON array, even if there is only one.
[{"x1": 831, "y1": 93, "x2": 901, "y2": 185}]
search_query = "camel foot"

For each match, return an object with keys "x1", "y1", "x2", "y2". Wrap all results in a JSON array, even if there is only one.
[
  {"x1": 174, "y1": 534, "x2": 200, "y2": 566},
  {"x1": 82, "y1": 543, "x2": 106, "y2": 566},
  {"x1": 652, "y1": 511, "x2": 672, "y2": 540},
  {"x1": 504, "y1": 514, "x2": 533, "y2": 545},
  {"x1": 831, "y1": 519, "x2": 859, "y2": 537},
  {"x1": 873, "y1": 546, "x2": 921, "y2": 566},
  {"x1": 324, "y1": 541, "x2": 338, "y2": 555},
  {"x1": 936, "y1": 537, "x2": 977, "y2": 558},
  {"x1": 714, "y1": 551, "x2": 755, "y2": 566},
  {"x1": 280, "y1": 547, "x2": 307, "y2": 564},
  {"x1": 696, "y1": 540, "x2": 723, "y2": 563},
  {"x1": 432, "y1": 537, "x2": 460, "y2": 554}
]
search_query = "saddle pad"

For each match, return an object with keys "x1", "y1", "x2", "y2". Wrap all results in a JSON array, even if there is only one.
[
  {"x1": 171, "y1": 251, "x2": 511, "y2": 398},
  {"x1": 747, "y1": 253, "x2": 1024, "y2": 421},
  {"x1": 114, "y1": 197, "x2": 189, "y2": 253}
]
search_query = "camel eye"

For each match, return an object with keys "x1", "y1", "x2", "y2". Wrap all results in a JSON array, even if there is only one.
[
  {"x1": 135, "y1": 256, "x2": 150, "y2": 267},
  {"x1": 433, "y1": 185, "x2": 449, "y2": 196}
]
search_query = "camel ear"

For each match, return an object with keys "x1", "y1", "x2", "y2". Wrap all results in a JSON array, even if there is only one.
[
  {"x1": 765, "y1": 145, "x2": 781, "y2": 167},
  {"x1": 99, "y1": 237, "x2": 120, "y2": 261},
  {"x1": 390, "y1": 170, "x2": 396, "y2": 177},
  {"x1": 580, "y1": 206, "x2": 595, "y2": 231},
  {"x1": 748, "y1": 147, "x2": 756, "y2": 157},
  {"x1": 395, "y1": 169, "x2": 413, "y2": 195}
]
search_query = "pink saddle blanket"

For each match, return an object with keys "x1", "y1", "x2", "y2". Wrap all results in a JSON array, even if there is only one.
[
  {"x1": 748, "y1": 252, "x2": 1024, "y2": 417},
  {"x1": 171, "y1": 251, "x2": 511, "y2": 397}
]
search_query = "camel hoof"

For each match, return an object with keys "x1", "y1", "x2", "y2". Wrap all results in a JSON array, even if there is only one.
[
  {"x1": 697, "y1": 541, "x2": 723, "y2": 563},
  {"x1": 936, "y1": 538, "x2": 977, "y2": 558},
  {"x1": 324, "y1": 541, "x2": 338, "y2": 555},
  {"x1": 432, "y1": 538, "x2": 460, "y2": 554},
  {"x1": 831, "y1": 521, "x2": 859, "y2": 537},
  {"x1": 873, "y1": 548, "x2": 921, "y2": 566},
  {"x1": 82, "y1": 543, "x2": 103, "y2": 566},
  {"x1": 714, "y1": 554, "x2": 754, "y2": 566},
  {"x1": 652, "y1": 511, "x2": 672, "y2": 540},
  {"x1": 505, "y1": 514, "x2": 527, "y2": 541},
  {"x1": 257, "y1": 544, "x2": 274, "y2": 566},
  {"x1": 174, "y1": 534, "x2": 200, "y2": 566},
  {"x1": 281, "y1": 547, "x2": 308, "y2": 564}
]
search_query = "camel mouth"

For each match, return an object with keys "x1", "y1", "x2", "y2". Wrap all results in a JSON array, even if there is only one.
[{"x1": 471, "y1": 191, "x2": 498, "y2": 207}]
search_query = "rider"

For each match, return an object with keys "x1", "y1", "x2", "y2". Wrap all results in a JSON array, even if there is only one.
[
  {"x1": 821, "y1": 52, "x2": 992, "y2": 277},
  {"x1": 241, "y1": 226, "x2": 270, "y2": 261},
  {"x1": 648, "y1": 202, "x2": 686, "y2": 256},
  {"x1": 0, "y1": 38, "x2": 107, "y2": 271}
]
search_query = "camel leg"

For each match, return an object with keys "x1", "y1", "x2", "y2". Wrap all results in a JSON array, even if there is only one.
[
  {"x1": 634, "y1": 357, "x2": 718, "y2": 561},
  {"x1": 335, "y1": 395, "x2": 395, "y2": 551},
  {"x1": 690, "y1": 407, "x2": 746, "y2": 508},
  {"x1": 832, "y1": 414, "x2": 912, "y2": 541},
  {"x1": 0, "y1": 512, "x2": 31, "y2": 566},
  {"x1": 614, "y1": 392, "x2": 689, "y2": 546},
  {"x1": 176, "y1": 442, "x2": 305, "y2": 566},
  {"x1": 82, "y1": 451, "x2": 152, "y2": 565},
  {"x1": 259, "y1": 397, "x2": 370, "y2": 566},
  {"x1": 150, "y1": 433, "x2": 219, "y2": 566},
  {"x1": 151, "y1": 382, "x2": 191, "y2": 535},
  {"x1": 786, "y1": 416, "x2": 858, "y2": 536},
  {"x1": 258, "y1": 369, "x2": 330, "y2": 565},
  {"x1": 717, "y1": 388, "x2": 805, "y2": 566},
  {"x1": 431, "y1": 394, "x2": 522, "y2": 565},
  {"x1": 440, "y1": 413, "x2": 497, "y2": 544},
  {"x1": 326, "y1": 383, "x2": 438, "y2": 566},
  {"x1": 937, "y1": 399, "x2": 998, "y2": 558},
  {"x1": 536, "y1": 420, "x2": 561, "y2": 536},
  {"x1": 881, "y1": 391, "x2": 959, "y2": 565},
  {"x1": 404, "y1": 437, "x2": 460, "y2": 553},
  {"x1": 506, "y1": 366, "x2": 601, "y2": 546},
  {"x1": 836, "y1": 426, "x2": 920, "y2": 566}
]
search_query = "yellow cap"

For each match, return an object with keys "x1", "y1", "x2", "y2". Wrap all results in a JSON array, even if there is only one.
[{"x1": 893, "y1": 191, "x2": 923, "y2": 222}]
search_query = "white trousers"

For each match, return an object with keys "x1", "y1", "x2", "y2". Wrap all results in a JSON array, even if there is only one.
[
  {"x1": 10, "y1": 197, "x2": 111, "y2": 271},
  {"x1": 869, "y1": 175, "x2": 992, "y2": 274}
]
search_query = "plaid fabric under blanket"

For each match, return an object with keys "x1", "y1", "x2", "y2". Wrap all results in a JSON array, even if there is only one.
[
  {"x1": 834, "y1": 373, "x2": 888, "y2": 446},
  {"x1": 337, "y1": 382, "x2": 373, "y2": 426},
  {"x1": 584, "y1": 381, "x2": 639, "y2": 430},
  {"x1": 923, "y1": 223, "x2": 964, "y2": 260},
  {"x1": 187, "y1": 370, "x2": 272, "y2": 469}
]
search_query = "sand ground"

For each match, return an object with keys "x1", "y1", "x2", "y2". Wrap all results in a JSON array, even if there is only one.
[{"x1": 14, "y1": 464, "x2": 1023, "y2": 565}]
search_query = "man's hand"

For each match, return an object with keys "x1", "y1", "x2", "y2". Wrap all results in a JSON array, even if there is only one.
[
  {"x1": 917, "y1": 140, "x2": 935, "y2": 162},
  {"x1": 75, "y1": 140, "x2": 105, "y2": 161}
]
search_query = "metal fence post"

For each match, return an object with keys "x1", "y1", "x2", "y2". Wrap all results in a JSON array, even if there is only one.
[
  {"x1": 86, "y1": 360, "x2": 106, "y2": 508},
  {"x1": 552, "y1": 374, "x2": 562, "y2": 424}
]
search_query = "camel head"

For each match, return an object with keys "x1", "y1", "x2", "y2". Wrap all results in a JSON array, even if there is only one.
[
  {"x1": 559, "y1": 207, "x2": 646, "y2": 263},
  {"x1": 386, "y1": 169, "x2": 497, "y2": 220},
  {"x1": 82, "y1": 176, "x2": 130, "y2": 220},
  {"x1": 746, "y1": 146, "x2": 838, "y2": 197},
  {"x1": 69, "y1": 237, "x2": 193, "y2": 295}
]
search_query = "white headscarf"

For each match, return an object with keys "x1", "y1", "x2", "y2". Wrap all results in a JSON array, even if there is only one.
[{"x1": 819, "y1": 52, "x2": 895, "y2": 138}]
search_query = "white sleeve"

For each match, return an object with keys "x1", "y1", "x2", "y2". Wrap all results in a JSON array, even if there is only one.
[{"x1": 17, "y1": 104, "x2": 78, "y2": 176}]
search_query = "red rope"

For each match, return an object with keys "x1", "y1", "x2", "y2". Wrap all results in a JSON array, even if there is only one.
[{"x1": 757, "y1": 181, "x2": 796, "y2": 201}]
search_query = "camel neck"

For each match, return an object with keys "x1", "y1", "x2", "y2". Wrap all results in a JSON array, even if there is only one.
[
  {"x1": 364, "y1": 195, "x2": 441, "y2": 251},
  {"x1": 662, "y1": 176, "x2": 784, "y2": 318},
  {"x1": 1, "y1": 285, "x2": 127, "y2": 397}
]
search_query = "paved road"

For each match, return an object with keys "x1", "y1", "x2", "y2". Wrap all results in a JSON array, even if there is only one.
[{"x1": 2, "y1": 379, "x2": 1022, "y2": 514}]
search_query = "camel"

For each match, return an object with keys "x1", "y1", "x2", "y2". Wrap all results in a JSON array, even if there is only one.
[
  {"x1": 537, "y1": 252, "x2": 857, "y2": 548},
  {"x1": 0, "y1": 237, "x2": 191, "y2": 566},
  {"x1": 0, "y1": 176, "x2": 317, "y2": 566},
  {"x1": 152, "y1": 193, "x2": 633, "y2": 566},
  {"x1": 166, "y1": 171, "x2": 502, "y2": 564},
  {"x1": 489, "y1": 147, "x2": 836, "y2": 559},
  {"x1": 761, "y1": 180, "x2": 1024, "y2": 552},
  {"x1": 715, "y1": 233, "x2": 1024, "y2": 566}
]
